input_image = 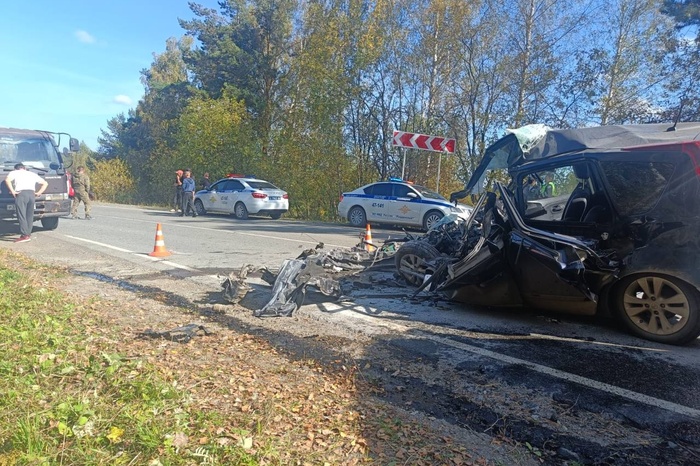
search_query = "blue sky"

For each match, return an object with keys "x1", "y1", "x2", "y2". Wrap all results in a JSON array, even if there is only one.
[{"x1": 0, "y1": 1, "x2": 220, "y2": 151}]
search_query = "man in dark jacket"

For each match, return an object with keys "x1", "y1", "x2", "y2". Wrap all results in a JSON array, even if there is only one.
[{"x1": 201, "y1": 172, "x2": 211, "y2": 190}]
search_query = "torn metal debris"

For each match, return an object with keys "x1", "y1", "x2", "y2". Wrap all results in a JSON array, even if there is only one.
[
  {"x1": 253, "y1": 244, "x2": 396, "y2": 317},
  {"x1": 138, "y1": 324, "x2": 211, "y2": 343}
]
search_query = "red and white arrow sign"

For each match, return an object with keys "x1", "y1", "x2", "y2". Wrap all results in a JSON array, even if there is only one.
[{"x1": 392, "y1": 130, "x2": 455, "y2": 154}]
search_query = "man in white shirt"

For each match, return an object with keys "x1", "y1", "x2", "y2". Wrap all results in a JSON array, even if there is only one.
[{"x1": 4, "y1": 163, "x2": 48, "y2": 243}]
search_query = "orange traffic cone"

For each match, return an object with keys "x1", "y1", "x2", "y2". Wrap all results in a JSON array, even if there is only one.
[
  {"x1": 363, "y1": 224, "x2": 376, "y2": 252},
  {"x1": 148, "y1": 223, "x2": 172, "y2": 257}
]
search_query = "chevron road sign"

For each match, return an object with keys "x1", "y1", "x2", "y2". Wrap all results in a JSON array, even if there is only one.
[{"x1": 392, "y1": 130, "x2": 455, "y2": 154}]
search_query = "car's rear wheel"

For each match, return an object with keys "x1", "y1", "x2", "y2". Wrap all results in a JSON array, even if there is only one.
[
  {"x1": 41, "y1": 217, "x2": 59, "y2": 230},
  {"x1": 613, "y1": 273, "x2": 700, "y2": 345},
  {"x1": 348, "y1": 206, "x2": 366, "y2": 227},
  {"x1": 395, "y1": 241, "x2": 442, "y2": 287},
  {"x1": 234, "y1": 202, "x2": 249, "y2": 220},
  {"x1": 270, "y1": 213, "x2": 282, "y2": 220},
  {"x1": 194, "y1": 199, "x2": 207, "y2": 216},
  {"x1": 423, "y1": 210, "x2": 444, "y2": 231}
]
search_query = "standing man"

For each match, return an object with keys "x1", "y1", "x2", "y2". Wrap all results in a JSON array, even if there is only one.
[
  {"x1": 540, "y1": 173, "x2": 557, "y2": 198},
  {"x1": 4, "y1": 163, "x2": 48, "y2": 243},
  {"x1": 180, "y1": 169, "x2": 197, "y2": 217},
  {"x1": 70, "y1": 166, "x2": 92, "y2": 219},
  {"x1": 201, "y1": 172, "x2": 211, "y2": 190},
  {"x1": 172, "y1": 169, "x2": 184, "y2": 212}
]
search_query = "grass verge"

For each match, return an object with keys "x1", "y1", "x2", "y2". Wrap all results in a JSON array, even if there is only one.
[{"x1": 0, "y1": 250, "x2": 491, "y2": 465}]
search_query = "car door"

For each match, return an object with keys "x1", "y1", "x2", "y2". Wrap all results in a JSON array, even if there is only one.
[
  {"x1": 498, "y1": 183, "x2": 619, "y2": 314},
  {"x1": 364, "y1": 183, "x2": 393, "y2": 223},
  {"x1": 225, "y1": 179, "x2": 246, "y2": 213},
  {"x1": 203, "y1": 180, "x2": 227, "y2": 212},
  {"x1": 210, "y1": 180, "x2": 238, "y2": 213},
  {"x1": 391, "y1": 184, "x2": 422, "y2": 226}
]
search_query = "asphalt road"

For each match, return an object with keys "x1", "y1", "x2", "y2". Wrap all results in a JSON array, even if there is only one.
[{"x1": 2, "y1": 202, "x2": 700, "y2": 464}]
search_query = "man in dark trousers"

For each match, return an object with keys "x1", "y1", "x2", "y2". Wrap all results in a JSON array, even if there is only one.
[
  {"x1": 180, "y1": 169, "x2": 197, "y2": 217},
  {"x1": 70, "y1": 166, "x2": 92, "y2": 219},
  {"x1": 4, "y1": 163, "x2": 48, "y2": 242},
  {"x1": 172, "y1": 169, "x2": 183, "y2": 212}
]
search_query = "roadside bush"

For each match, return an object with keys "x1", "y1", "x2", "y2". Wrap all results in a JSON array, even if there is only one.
[{"x1": 91, "y1": 158, "x2": 136, "y2": 204}]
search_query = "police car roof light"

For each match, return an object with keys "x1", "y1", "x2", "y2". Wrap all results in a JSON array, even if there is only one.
[{"x1": 388, "y1": 177, "x2": 403, "y2": 182}]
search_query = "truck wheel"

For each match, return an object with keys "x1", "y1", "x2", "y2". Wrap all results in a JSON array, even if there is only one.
[
  {"x1": 41, "y1": 217, "x2": 59, "y2": 230},
  {"x1": 613, "y1": 273, "x2": 700, "y2": 345},
  {"x1": 395, "y1": 241, "x2": 441, "y2": 286}
]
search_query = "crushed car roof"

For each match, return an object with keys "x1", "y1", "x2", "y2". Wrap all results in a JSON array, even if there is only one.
[{"x1": 465, "y1": 122, "x2": 700, "y2": 193}]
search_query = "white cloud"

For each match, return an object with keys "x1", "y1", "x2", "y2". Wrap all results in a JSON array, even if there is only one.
[
  {"x1": 113, "y1": 94, "x2": 132, "y2": 106},
  {"x1": 74, "y1": 30, "x2": 96, "y2": 44}
]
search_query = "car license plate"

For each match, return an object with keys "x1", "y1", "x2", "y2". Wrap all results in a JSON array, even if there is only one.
[
  {"x1": 6, "y1": 205, "x2": 14, "y2": 210},
  {"x1": 269, "y1": 196, "x2": 280, "y2": 200}
]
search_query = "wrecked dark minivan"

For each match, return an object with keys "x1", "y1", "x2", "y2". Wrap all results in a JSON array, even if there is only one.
[{"x1": 395, "y1": 123, "x2": 700, "y2": 345}]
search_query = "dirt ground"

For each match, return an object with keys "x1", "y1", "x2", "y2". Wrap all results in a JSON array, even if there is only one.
[
  {"x1": 46, "y1": 259, "x2": 540, "y2": 465},
  {"x1": 8, "y1": 237, "x2": 699, "y2": 466}
]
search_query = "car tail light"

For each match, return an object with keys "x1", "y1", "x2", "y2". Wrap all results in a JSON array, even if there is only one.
[
  {"x1": 67, "y1": 176, "x2": 74, "y2": 197},
  {"x1": 252, "y1": 192, "x2": 267, "y2": 199},
  {"x1": 283, "y1": 193, "x2": 289, "y2": 199},
  {"x1": 339, "y1": 194, "x2": 344, "y2": 202},
  {"x1": 624, "y1": 141, "x2": 700, "y2": 176}
]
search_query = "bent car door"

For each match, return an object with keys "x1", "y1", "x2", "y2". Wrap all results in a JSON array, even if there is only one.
[{"x1": 497, "y1": 183, "x2": 619, "y2": 314}]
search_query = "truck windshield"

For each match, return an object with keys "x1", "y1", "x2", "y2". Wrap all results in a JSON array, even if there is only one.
[{"x1": 0, "y1": 136, "x2": 60, "y2": 169}]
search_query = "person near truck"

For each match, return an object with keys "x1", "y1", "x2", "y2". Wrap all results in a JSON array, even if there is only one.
[
  {"x1": 4, "y1": 162, "x2": 48, "y2": 243},
  {"x1": 70, "y1": 166, "x2": 92, "y2": 220},
  {"x1": 180, "y1": 169, "x2": 197, "y2": 217}
]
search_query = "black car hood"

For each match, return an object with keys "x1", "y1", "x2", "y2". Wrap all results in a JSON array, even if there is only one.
[{"x1": 464, "y1": 122, "x2": 700, "y2": 194}]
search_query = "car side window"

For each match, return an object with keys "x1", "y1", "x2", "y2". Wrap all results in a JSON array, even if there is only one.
[
  {"x1": 393, "y1": 184, "x2": 414, "y2": 198},
  {"x1": 366, "y1": 183, "x2": 392, "y2": 197},
  {"x1": 600, "y1": 161, "x2": 674, "y2": 216},
  {"x1": 210, "y1": 181, "x2": 224, "y2": 192},
  {"x1": 520, "y1": 163, "x2": 607, "y2": 222},
  {"x1": 227, "y1": 180, "x2": 245, "y2": 192}
]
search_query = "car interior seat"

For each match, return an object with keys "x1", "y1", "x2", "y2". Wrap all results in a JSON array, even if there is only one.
[
  {"x1": 582, "y1": 192, "x2": 611, "y2": 223},
  {"x1": 561, "y1": 163, "x2": 591, "y2": 222}
]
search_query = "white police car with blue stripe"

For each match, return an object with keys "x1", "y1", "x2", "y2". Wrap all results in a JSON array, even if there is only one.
[{"x1": 338, "y1": 179, "x2": 471, "y2": 231}]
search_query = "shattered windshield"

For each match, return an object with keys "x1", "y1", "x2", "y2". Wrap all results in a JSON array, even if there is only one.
[{"x1": 0, "y1": 135, "x2": 60, "y2": 169}]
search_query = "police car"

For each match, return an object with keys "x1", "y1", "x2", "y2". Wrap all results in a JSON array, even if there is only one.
[
  {"x1": 194, "y1": 175, "x2": 289, "y2": 220},
  {"x1": 338, "y1": 179, "x2": 472, "y2": 230}
]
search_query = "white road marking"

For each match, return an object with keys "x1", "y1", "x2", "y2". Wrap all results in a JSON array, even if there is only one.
[
  {"x1": 68, "y1": 225, "x2": 697, "y2": 418},
  {"x1": 64, "y1": 235, "x2": 132, "y2": 253},
  {"x1": 329, "y1": 304, "x2": 700, "y2": 418},
  {"x1": 99, "y1": 213, "x2": 352, "y2": 249},
  {"x1": 65, "y1": 235, "x2": 217, "y2": 277},
  {"x1": 141, "y1": 255, "x2": 199, "y2": 272}
]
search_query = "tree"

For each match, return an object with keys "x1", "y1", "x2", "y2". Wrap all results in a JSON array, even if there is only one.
[{"x1": 180, "y1": 0, "x2": 296, "y2": 152}]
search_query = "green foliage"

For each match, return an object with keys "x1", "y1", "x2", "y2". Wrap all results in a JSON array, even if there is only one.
[
  {"x1": 91, "y1": 158, "x2": 136, "y2": 204},
  {"x1": 0, "y1": 255, "x2": 257, "y2": 465},
  {"x1": 93, "y1": 0, "x2": 696, "y2": 218}
]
